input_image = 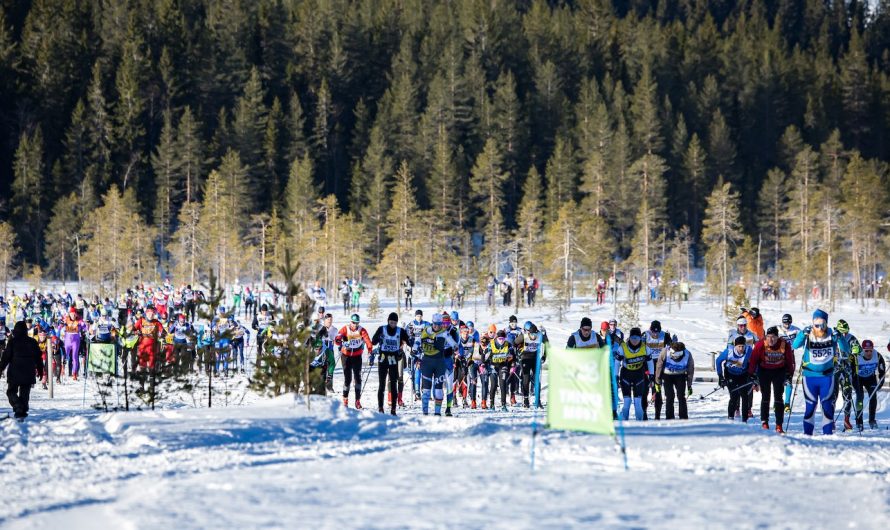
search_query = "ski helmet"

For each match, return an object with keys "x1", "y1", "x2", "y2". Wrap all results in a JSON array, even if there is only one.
[
  {"x1": 450, "y1": 311, "x2": 459, "y2": 322},
  {"x1": 466, "y1": 321, "x2": 475, "y2": 329},
  {"x1": 781, "y1": 314, "x2": 792, "y2": 325},
  {"x1": 526, "y1": 323, "x2": 539, "y2": 334},
  {"x1": 350, "y1": 313, "x2": 360, "y2": 324},
  {"x1": 736, "y1": 317, "x2": 747, "y2": 326},
  {"x1": 523, "y1": 320, "x2": 534, "y2": 331},
  {"x1": 861, "y1": 339, "x2": 874, "y2": 350},
  {"x1": 431, "y1": 313, "x2": 444, "y2": 326},
  {"x1": 835, "y1": 319, "x2": 849, "y2": 334},
  {"x1": 749, "y1": 307, "x2": 760, "y2": 318}
]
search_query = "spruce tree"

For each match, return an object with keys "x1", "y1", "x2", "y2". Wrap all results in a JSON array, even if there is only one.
[
  {"x1": 470, "y1": 138, "x2": 509, "y2": 275},
  {"x1": 175, "y1": 106, "x2": 204, "y2": 204},
  {"x1": 0, "y1": 221, "x2": 19, "y2": 296},
  {"x1": 12, "y1": 127, "x2": 46, "y2": 264},
  {"x1": 152, "y1": 109, "x2": 180, "y2": 261}
]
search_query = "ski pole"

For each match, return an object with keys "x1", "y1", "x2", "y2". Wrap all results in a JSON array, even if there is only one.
[
  {"x1": 784, "y1": 364, "x2": 803, "y2": 432},
  {"x1": 698, "y1": 386, "x2": 721, "y2": 400},
  {"x1": 356, "y1": 351, "x2": 375, "y2": 402},
  {"x1": 860, "y1": 373, "x2": 886, "y2": 428}
]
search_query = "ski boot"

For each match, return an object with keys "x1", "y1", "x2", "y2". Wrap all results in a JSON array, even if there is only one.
[
  {"x1": 343, "y1": 397, "x2": 349, "y2": 408},
  {"x1": 445, "y1": 408, "x2": 453, "y2": 417},
  {"x1": 414, "y1": 391, "x2": 421, "y2": 401},
  {"x1": 501, "y1": 405, "x2": 508, "y2": 412},
  {"x1": 869, "y1": 421, "x2": 878, "y2": 429},
  {"x1": 471, "y1": 400, "x2": 477, "y2": 409},
  {"x1": 510, "y1": 394, "x2": 517, "y2": 406},
  {"x1": 523, "y1": 398, "x2": 530, "y2": 408},
  {"x1": 378, "y1": 406, "x2": 385, "y2": 413},
  {"x1": 856, "y1": 422, "x2": 864, "y2": 432},
  {"x1": 481, "y1": 400, "x2": 487, "y2": 410},
  {"x1": 761, "y1": 421, "x2": 769, "y2": 430},
  {"x1": 387, "y1": 392, "x2": 392, "y2": 407},
  {"x1": 390, "y1": 409, "x2": 397, "y2": 416},
  {"x1": 397, "y1": 393, "x2": 405, "y2": 408},
  {"x1": 72, "y1": 373, "x2": 78, "y2": 381},
  {"x1": 775, "y1": 425, "x2": 785, "y2": 435},
  {"x1": 462, "y1": 400, "x2": 469, "y2": 408},
  {"x1": 355, "y1": 399, "x2": 363, "y2": 410},
  {"x1": 784, "y1": 404, "x2": 791, "y2": 413},
  {"x1": 843, "y1": 414, "x2": 852, "y2": 431}
]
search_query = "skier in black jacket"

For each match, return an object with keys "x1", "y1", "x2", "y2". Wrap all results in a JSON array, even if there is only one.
[{"x1": 1, "y1": 321, "x2": 44, "y2": 420}]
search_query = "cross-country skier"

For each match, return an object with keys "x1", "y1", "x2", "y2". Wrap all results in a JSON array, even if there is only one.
[
  {"x1": 644, "y1": 320, "x2": 671, "y2": 420},
  {"x1": 519, "y1": 322, "x2": 547, "y2": 408},
  {"x1": 61, "y1": 307, "x2": 86, "y2": 380},
  {"x1": 655, "y1": 341, "x2": 695, "y2": 419},
  {"x1": 716, "y1": 336, "x2": 754, "y2": 421},
  {"x1": 334, "y1": 313, "x2": 373, "y2": 409},
  {"x1": 780, "y1": 313, "x2": 801, "y2": 412},
  {"x1": 853, "y1": 339, "x2": 886, "y2": 430},
  {"x1": 792, "y1": 309, "x2": 841, "y2": 435},
  {"x1": 748, "y1": 326, "x2": 795, "y2": 433},
  {"x1": 371, "y1": 312, "x2": 410, "y2": 415},
  {"x1": 612, "y1": 328, "x2": 647, "y2": 421},
  {"x1": 0, "y1": 321, "x2": 44, "y2": 421},
  {"x1": 832, "y1": 319, "x2": 859, "y2": 431},
  {"x1": 405, "y1": 309, "x2": 428, "y2": 400},
  {"x1": 487, "y1": 329, "x2": 515, "y2": 412},
  {"x1": 419, "y1": 313, "x2": 456, "y2": 416}
]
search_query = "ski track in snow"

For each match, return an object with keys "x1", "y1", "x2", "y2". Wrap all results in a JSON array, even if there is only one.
[{"x1": 2, "y1": 296, "x2": 890, "y2": 529}]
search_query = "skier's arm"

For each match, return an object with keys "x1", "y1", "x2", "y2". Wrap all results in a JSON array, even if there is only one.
[
  {"x1": 747, "y1": 343, "x2": 762, "y2": 376},
  {"x1": 784, "y1": 342, "x2": 795, "y2": 379},
  {"x1": 370, "y1": 326, "x2": 384, "y2": 346},
  {"x1": 654, "y1": 349, "x2": 666, "y2": 384},
  {"x1": 715, "y1": 351, "x2": 726, "y2": 380},
  {"x1": 566, "y1": 334, "x2": 576, "y2": 348},
  {"x1": 686, "y1": 353, "x2": 695, "y2": 387},
  {"x1": 399, "y1": 328, "x2": 411, "y2": 348},
  {"x1": 791, "y1": 331, "x2": 806, "y2": 350},
  {"x1": 361, "y1": 328, "x2": 373, "y2": 352}
]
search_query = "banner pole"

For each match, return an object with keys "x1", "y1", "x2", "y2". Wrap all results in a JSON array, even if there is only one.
[{"x1": 607, "y1": 335, "x2": 628, "y2": 471}]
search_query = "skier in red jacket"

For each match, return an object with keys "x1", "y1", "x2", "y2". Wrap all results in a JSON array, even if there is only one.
[
  {"x1": 334, "y1": 313, "x2": 373, "y2": 408},
  {"x1": 748, "y1": 326, "x2": 795, "y2": 433}
]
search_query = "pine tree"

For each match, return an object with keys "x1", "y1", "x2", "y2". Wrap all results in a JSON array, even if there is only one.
[
  {"x1": 839, "y1": 28, "x2": 871, "y2": 150},
  {"x1": 682, "y1": 133, "x2": 708, "y2": 237},
  {"x1": 284, "y1": 154, "x2": 319, "y2": 247},
  {"x1": 627, "y1": 153, "x2": 668, "y2": 286},
  {"x1": 80, "y1": 185, "x2": 152, "y2": 294},
  {"x1": 757, "y1": 168, "x2": 787, "y2": 277},
  {"x1": 175, "y1": 106, "x2": 204, "y2": 204},
  {"x1": 543, "y1": 135, "x2": 578, "y2": 225},
  {"x1": 169, "y1": 201, "x2": 202, "y2": 286},
  {"x1": 86, "y1": 61, "x2": 113, "y2": 190},
  {"x1": 286, "y1": 91, "x2": 309, "y2": 165},
  {"x1": 470, "y1": 138, "x2": 509, "y2": 275},
  {"x1": 198, "y1": 151, "x2": 249, "y2": 286},
  {"x1": 377, "y1": 161, "x2": 421, "y2": 311},
  {"x1": 352, "y1": 125, "x2": 393, "y2": 262},
  {"x1": 490, "y1": 70, "x2": 525, "y2": 197},
  {"x1": 0, "y1": 221, "x2": 19, "y2": 296},
  {"x1": 263, "y1": 97, "x2": 284, "y2": 200},
  {"x1": 515, "y1": 166, "x2": 544, "y2": 280},
  {"x1": 62, "y1": 99, "x2": 95, "y2": 209},
  {"x1": 707, "y1": 109, "x2": 737, "y2": 183},
  {"x1": 152, "y1": 109, "x2": 180, "y2": 261},
  {"x1": 43, "y1": 193, "x2": 83, "y2": 282},
  {"x1": 701, "y1": 180, "x2": 742, "y2": 316},
  {"x1": 839, "y1": 152, "x2": 886, "y2": 305},
  {"x1": 781, "y1": 147, "x2": 819, "y2": 309},
  {"x1": 630, "y1": 61, "x2": 663, "y2": 157},
  {"x1": 542, "y1": 201, "x2": 582, "y2": 317},
  {"x1": 231, "y1": 67, "x2": 267, "y2": 209},
  {"x1": 12, "y1": 127, "x2": 46, "y2": 264},
  {"x1": 112, "y1": 21, "x2": 148, "y2": 191}
]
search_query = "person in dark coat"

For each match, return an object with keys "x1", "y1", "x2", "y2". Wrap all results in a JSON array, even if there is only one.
[{"x1": 0, "y1": 321, "x2": 44, "y2": 419}]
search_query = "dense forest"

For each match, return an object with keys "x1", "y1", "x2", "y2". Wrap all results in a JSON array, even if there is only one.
[{"x1": 0, "y1": 0, "x2": 889, "y2": 308}]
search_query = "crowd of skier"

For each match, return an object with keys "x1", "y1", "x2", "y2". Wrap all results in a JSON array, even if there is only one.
[{"x1": 1, "y1": 279, "x2": 888, "y2": 435}]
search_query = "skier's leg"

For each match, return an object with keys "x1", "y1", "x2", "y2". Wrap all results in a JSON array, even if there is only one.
[
  {"x1": 771, "y1": 372, "x2": 785, "y2": 426},
  {"x1": 821, "y1": 376, "x2": 835, "y2": 435},
  {"x1": 420, "y1": 359, "x2": 433, "y2": 415},
  {"x1": 677, "y1": 378, "x2": 688, "y2": 419},
  {"x1": 802, "y1": 377, "x2": 818, "y2": 435},
  {"x1": 433, "y1": 360, "x2": 445, "y2": 415},
  {"x1": 388, "y1": 364, "x2": 399, "y2": 414},
  {"x1": 663, "y1": 376, "x2": 676, "y2": 419},
  {"x1": 342, "y1": 356, "x2": 353, "y2": 399},
  {"x1": 759, "y1": 371, "x2": 772, "y2": 424},
  {"x1": 377, "y1": 362, "x2": 387, "y2": 411},
  {"x1": 854, "y1": 377, "x2": 865, "y2": 427}
]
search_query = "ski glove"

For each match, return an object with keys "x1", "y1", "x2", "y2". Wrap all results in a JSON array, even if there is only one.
[
  {"x1": 687, "y1": 387, "x2": 693, "y2": 397},
  {"x1": 654, "y1": 383, "x2": 661, "y2": 393},
  {"x1": 718, "y1": 378, "x2": 726, "y2": 389}
]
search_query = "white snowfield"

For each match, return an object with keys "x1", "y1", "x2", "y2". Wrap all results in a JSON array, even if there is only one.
[{"x1": 2, "y1": 293, "x2": 890, "y2": 529}]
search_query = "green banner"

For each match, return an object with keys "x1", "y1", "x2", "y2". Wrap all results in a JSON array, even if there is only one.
[
  {"x1": 88, "y1": 343, "x2": 117, "y2": 374},
  {"x1": 547, "y1": 345, "x2": 615, "y2": 435}
]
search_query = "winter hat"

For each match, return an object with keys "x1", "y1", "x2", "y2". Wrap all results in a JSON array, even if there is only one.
[
  {"x1": 496, "y1": 330, "x2": 507, "y2": 338},
  {"x1": 580, "y1": 317, "x2": 593, "y2": 329},
  {"x1": 509, "y1": 315, "x2": 518, "y2": 323},
  {"x1": 734, "y1": 336, "x2": 747, "y2": 346},
  {"x1": 812, "y1": 309, "x2": 828, "y2": 321},
  {"x1": 387, "y1": 312, "x2": 399, "y2": 322},
  {"x1": 628, "y1": 328, "x2": 642, "y2": 340},
  {"x1": 650, "y1": 320, "x2": 661, "y2": 332},
  {"x1": 671, "y1": 341, "x2": 685, "y2": 352},
  {"x1": 736, "y1": 317, "x2": 747, "y2": 326},
  {"x1": 350, "y1": 313, "x2": 361, "y2": 323},
  {"x1": 415, "y1": 309, "x2": 423, "y2": 316},
  {"x1": 766, "y1": 326, "x2": 779, "y2": 336},
  {"x1": 600, "y1": 321, "x2": 610, "y2": 331},
  {"x1": 861, "y1": 339, "x2": 874, "y2": 350}
]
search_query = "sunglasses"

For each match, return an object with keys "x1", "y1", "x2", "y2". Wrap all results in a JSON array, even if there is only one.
[{"x1": 581, "y1": 326, "x2": 592, "y2": 332}]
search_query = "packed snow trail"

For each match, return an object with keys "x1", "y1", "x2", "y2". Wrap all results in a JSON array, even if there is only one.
[{"x1": 3, "y1": 296, "x2": 890, "y2": 528}]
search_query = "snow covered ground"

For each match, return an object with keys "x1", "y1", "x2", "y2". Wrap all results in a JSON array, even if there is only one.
[{"x1": 2, "y1": 292, "x2": 890, "y2": 529}]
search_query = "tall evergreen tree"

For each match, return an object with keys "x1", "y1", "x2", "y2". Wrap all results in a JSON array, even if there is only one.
[
  {"x1": 702, "y1": 180, "x2": 742, "y2": 316},
  {"x1": 12, "y1": 128, "x2": 46, "y2": 264}
]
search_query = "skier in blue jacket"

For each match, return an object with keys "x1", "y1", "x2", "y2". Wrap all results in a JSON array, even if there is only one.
[{"x1": 792, "y1": 309, "x2": 842, "y2": 435}]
